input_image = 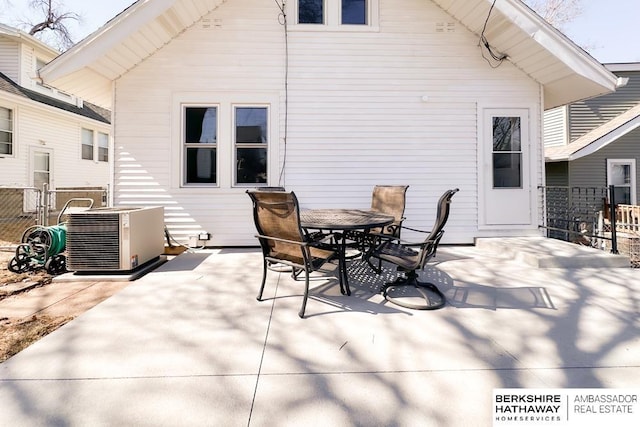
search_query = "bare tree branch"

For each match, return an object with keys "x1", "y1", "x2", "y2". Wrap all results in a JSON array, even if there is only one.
[
  {"x1": 26, "y1": 0, "x2": 80, "y2": 50},
  {"x1": 524, "y1": 0, "x2": 583, "y2": 30}
]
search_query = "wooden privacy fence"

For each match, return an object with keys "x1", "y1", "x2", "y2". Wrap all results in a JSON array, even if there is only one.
[
  {"x1": 615, "y1": 204, "x2": 640, "y2": 268},
  {"x1": 616, "y1": 204, "x2": 640, "y2": 235}
]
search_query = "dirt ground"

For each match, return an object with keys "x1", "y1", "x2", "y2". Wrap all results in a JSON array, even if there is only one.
[
  {"x1": 0, "y1": 239, "x2": 138, "y2": 363},
  {"x1": 1, "y1": 241, "x2": 180, "y2": 363},
  {"x1": 0, "y1": 244, "x2": 69, "y2": 362}
]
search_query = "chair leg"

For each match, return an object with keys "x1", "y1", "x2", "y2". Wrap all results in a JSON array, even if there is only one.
[
  {"x1": 382, "y1": 270, "x2": 446, "y2": 310},
  {"x1": 299, "y1": 270, "x2": 310, "y2": 318},
  {"x1": 257, "y1": 259, "x2": 268, "y2": 301}
]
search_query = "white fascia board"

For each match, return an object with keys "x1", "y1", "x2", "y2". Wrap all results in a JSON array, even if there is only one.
[
  {"x1": 40, "y1": 0, "x2": 176, "y2": 82},
  {"x1": 493, "y1": 0, "x2": 618, "y2": 90},
  {"x1": 606, "y1": 63, "x2": 640, "y2": 73},
  {"x1": 569, "y1": 117, "x2": 640, "y2": 161}
]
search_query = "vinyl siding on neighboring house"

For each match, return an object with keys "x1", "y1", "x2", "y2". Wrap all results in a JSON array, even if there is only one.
[
  {"x1": 0, "y1": 39, "x2": 19, "y2": 82},
  {"x1": 568, "y1": 129, "x2": 640, "y2": 202},
  {"x1": 569, "y1": 71, "x2": 640, "y2": 142},
  {"x1": 0, "y1": 99, "x2": 110, "y2": 188},
  {"x1": 113, "y1": 0, "x2": 543, "y2": 246},
  {"x1": 545, "y1": 162, "x2": 569, "y2": 186},
  {"x1": 543, "y1": 106, "x2": 567, "y2": 147}
]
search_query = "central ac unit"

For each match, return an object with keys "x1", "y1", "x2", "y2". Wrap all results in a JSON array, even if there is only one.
[{"x1": 66, "y1": 206, "x2": 164, "y2": 272}]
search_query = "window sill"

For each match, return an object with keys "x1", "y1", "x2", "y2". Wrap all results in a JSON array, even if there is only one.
[{"x1": 289, "y1": 24, "x2": 380, "y2": 33}]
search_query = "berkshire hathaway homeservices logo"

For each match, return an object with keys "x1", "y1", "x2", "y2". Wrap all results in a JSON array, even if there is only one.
[{"x1": 493, "y1": 389, "x2": 640, "y2": 426}]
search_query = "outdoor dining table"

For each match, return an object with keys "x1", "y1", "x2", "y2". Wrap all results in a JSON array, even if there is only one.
[{"x1": 300, "y1": 208, "x2": 395, "y2": 296}]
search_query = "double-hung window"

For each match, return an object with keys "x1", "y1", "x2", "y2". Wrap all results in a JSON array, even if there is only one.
[
  {"x1": 184, "y1": 106, "x2": 218, "y2": 185},
  {"x1": 235, "y1": 107, "x2": 268, "y2": 185},
  {"x1": 0, "y1": 106, "x2": 12, "y2": 156},
  {"x1": 492, "y1": 116, "x2": 522, "y2": 189},
  {"x1": 82, "y1": 128, "x2": 110, "y2": 162},
  {"x1": 81, "y1": 128, "x2": 94, "y2": 160},
  {"x1": 607, "y1": 159, "x2": 636, "y2": 205},
  {"x1": 98, "y1": 132, "x2": 109, "y2": 162}
]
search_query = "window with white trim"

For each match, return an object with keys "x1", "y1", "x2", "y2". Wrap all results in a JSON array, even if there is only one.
[
  {"x1": 183, "y1": 106, "x2": 218, "y2": 185},
  {"x1": 98, "y1": 132, "x2": 109, "y2": 162},
  {"x1": 299, "y1": 0, "x2": 324, "y2": 24},
  {"x1": 492, "y1": 116, "x2": 522, "y2": 188},
  {"x1": 607, "y1": 159, "x2": 636, "y2": 205},
  {"x1": 82, "y1": 128, "x2": 110, "y2": 162},
  {"x1": 235, "y1": 106, "x2": 268, "y2": 185},
  {"x1": 295, "y1": 0, "x2": 377, "y2": 29},
  {"x1": 0, "y1": 106, "x2": 12, "y2": 156},
  {"x1": 81, "y1": 128, "x2": 94, "y2": 160}
]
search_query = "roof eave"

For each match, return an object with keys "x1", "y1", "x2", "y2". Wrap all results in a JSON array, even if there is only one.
[{"x1": 40, "y1": 0, "x2": 175, "y2": 83}]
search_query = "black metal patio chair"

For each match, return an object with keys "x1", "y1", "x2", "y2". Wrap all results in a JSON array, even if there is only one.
[
  {"x1": 247, "y1": 190, "x2": 341, "y2": 318},
  {"x1": 367, "y1": 188, "x2": 459, "y2": 310}
]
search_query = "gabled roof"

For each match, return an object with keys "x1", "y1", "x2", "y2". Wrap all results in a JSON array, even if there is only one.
[
  {"x1": 0, "y1": 72, "x2": 111, "y2": 124},
  {"x1": 0, "y1": 23, "x2": 60, "y2": 57},
  {"x1": 431, "y1": 0, "x2": 621, "y2": 109},
  {"x1": 41, "y1": 0, "x2": 620, "y2": 110},
  {"x1": 545, "y1": 103, "x2": 640, "y2": 162}
]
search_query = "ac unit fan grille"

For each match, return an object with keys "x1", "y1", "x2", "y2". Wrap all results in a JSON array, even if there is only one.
[{"x1": 67, "y1": 214, "x2": 120, "y2": 271}]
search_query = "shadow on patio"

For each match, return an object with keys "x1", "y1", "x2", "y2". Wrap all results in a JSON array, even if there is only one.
[{"x1": 1, "y1": 242, "x2": 638, "y2": 426}]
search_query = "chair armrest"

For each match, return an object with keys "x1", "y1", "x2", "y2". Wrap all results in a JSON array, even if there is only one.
[
  {"x1": 368, "y1": 233, "x2": 426, "y2": 248},
  {"x1": 255, "y1": 234, "x2": 309, "y2": 247},
  {"x1": 400, "y1": 225, "x2": 430, "y2": 233}
]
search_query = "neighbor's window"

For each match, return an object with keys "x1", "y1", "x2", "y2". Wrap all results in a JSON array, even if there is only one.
[
  {"x1": 0, "y1": 106, "x2": 12, "y2": 156},
  {"x1": 299, "y1": 0, "x2": 324, "y2": 24},
  {"x1": 81, "y1": 128, "x2": 94, "y2": 160},
  {"x1": 492, "y1": 116, "x2": 522, "y2": 188},
  {"x1": 184, "y1": 106, "x2": 217, "y2": 185},
  {"x1": 342, "y1": 0, "x2": 367, "y2": 24},
  {"x1": 235, "y1": 107, "x2": 268, "y2": 185},
  {"x1": 607, "y1": 159, "x2": 636, "y2": 205},
  {"x1": 98, "y1": 132, "x2": 109, "y2": 162}
]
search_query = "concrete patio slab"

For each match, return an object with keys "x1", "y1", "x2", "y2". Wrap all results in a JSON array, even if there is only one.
[{"x1": 1, "y1": 240, "x2": 639, "y2": 426}]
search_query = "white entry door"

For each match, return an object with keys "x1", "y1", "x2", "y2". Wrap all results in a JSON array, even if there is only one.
[
  {"x1": 481, "y1": 108, "x2": 532, "y2": 226},
  {"x1": 25, "y1": 147, "x2": 53, "y2": 212}
]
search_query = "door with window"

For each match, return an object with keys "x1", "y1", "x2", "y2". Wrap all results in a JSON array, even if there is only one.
[
  {"x1": 481, "y1": 108, "x2": 532, "y2": 226},
  {"x1": 25, "y1": 147, "x2": 53, "y2": 212},
  {"x1": 607, "y1": 159, "x2": 636, "y2": 205}
]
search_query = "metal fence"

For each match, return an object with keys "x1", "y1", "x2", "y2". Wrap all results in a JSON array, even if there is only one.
[
  {"x1": 0, "y1": 185, "x2": 108, "y2": 245},
  {"x1": 539, "y1": 185, "x2": 615, "y2": 250}
]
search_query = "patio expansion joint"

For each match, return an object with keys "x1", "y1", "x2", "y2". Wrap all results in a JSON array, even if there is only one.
[
  {"x1": 247, "y1": 271, "x2": 280, "y2": 425},
  {"x1": 250, "y1": 364, "x2": 640, "y2": 378}
]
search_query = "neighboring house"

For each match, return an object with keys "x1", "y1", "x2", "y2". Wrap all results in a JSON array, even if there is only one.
[
  {"x1": 38, "y1": 0, "x2": 621, "y2": 246},
  {"x1": 545, "y1": 63, "x2": 640, "y2": 205},
  {"x1": 0, "y1": 23, "x2": 111, "y2": 193}
]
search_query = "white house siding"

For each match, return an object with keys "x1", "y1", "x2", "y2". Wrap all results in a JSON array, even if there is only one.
[
  {"x1": 112, "y1": 0, "x2": 543, "y2": 246},
  {"x1": 0, "y1": 100, "x2": 110, "y2": 188},
  {"x1": 0, "y1": 39, "x2": 19, "y2": 82}
]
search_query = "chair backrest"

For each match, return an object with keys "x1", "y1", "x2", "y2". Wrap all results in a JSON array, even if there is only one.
[
  {"x1": 371, "y1": 185, "x2": 409, "y2": 235},
  {"x1": 416, "y1": 188, "x2": 459, "y2": 268},
  {"x1": 247, "y1": 190, "x2": 305, "y2": 260}
]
